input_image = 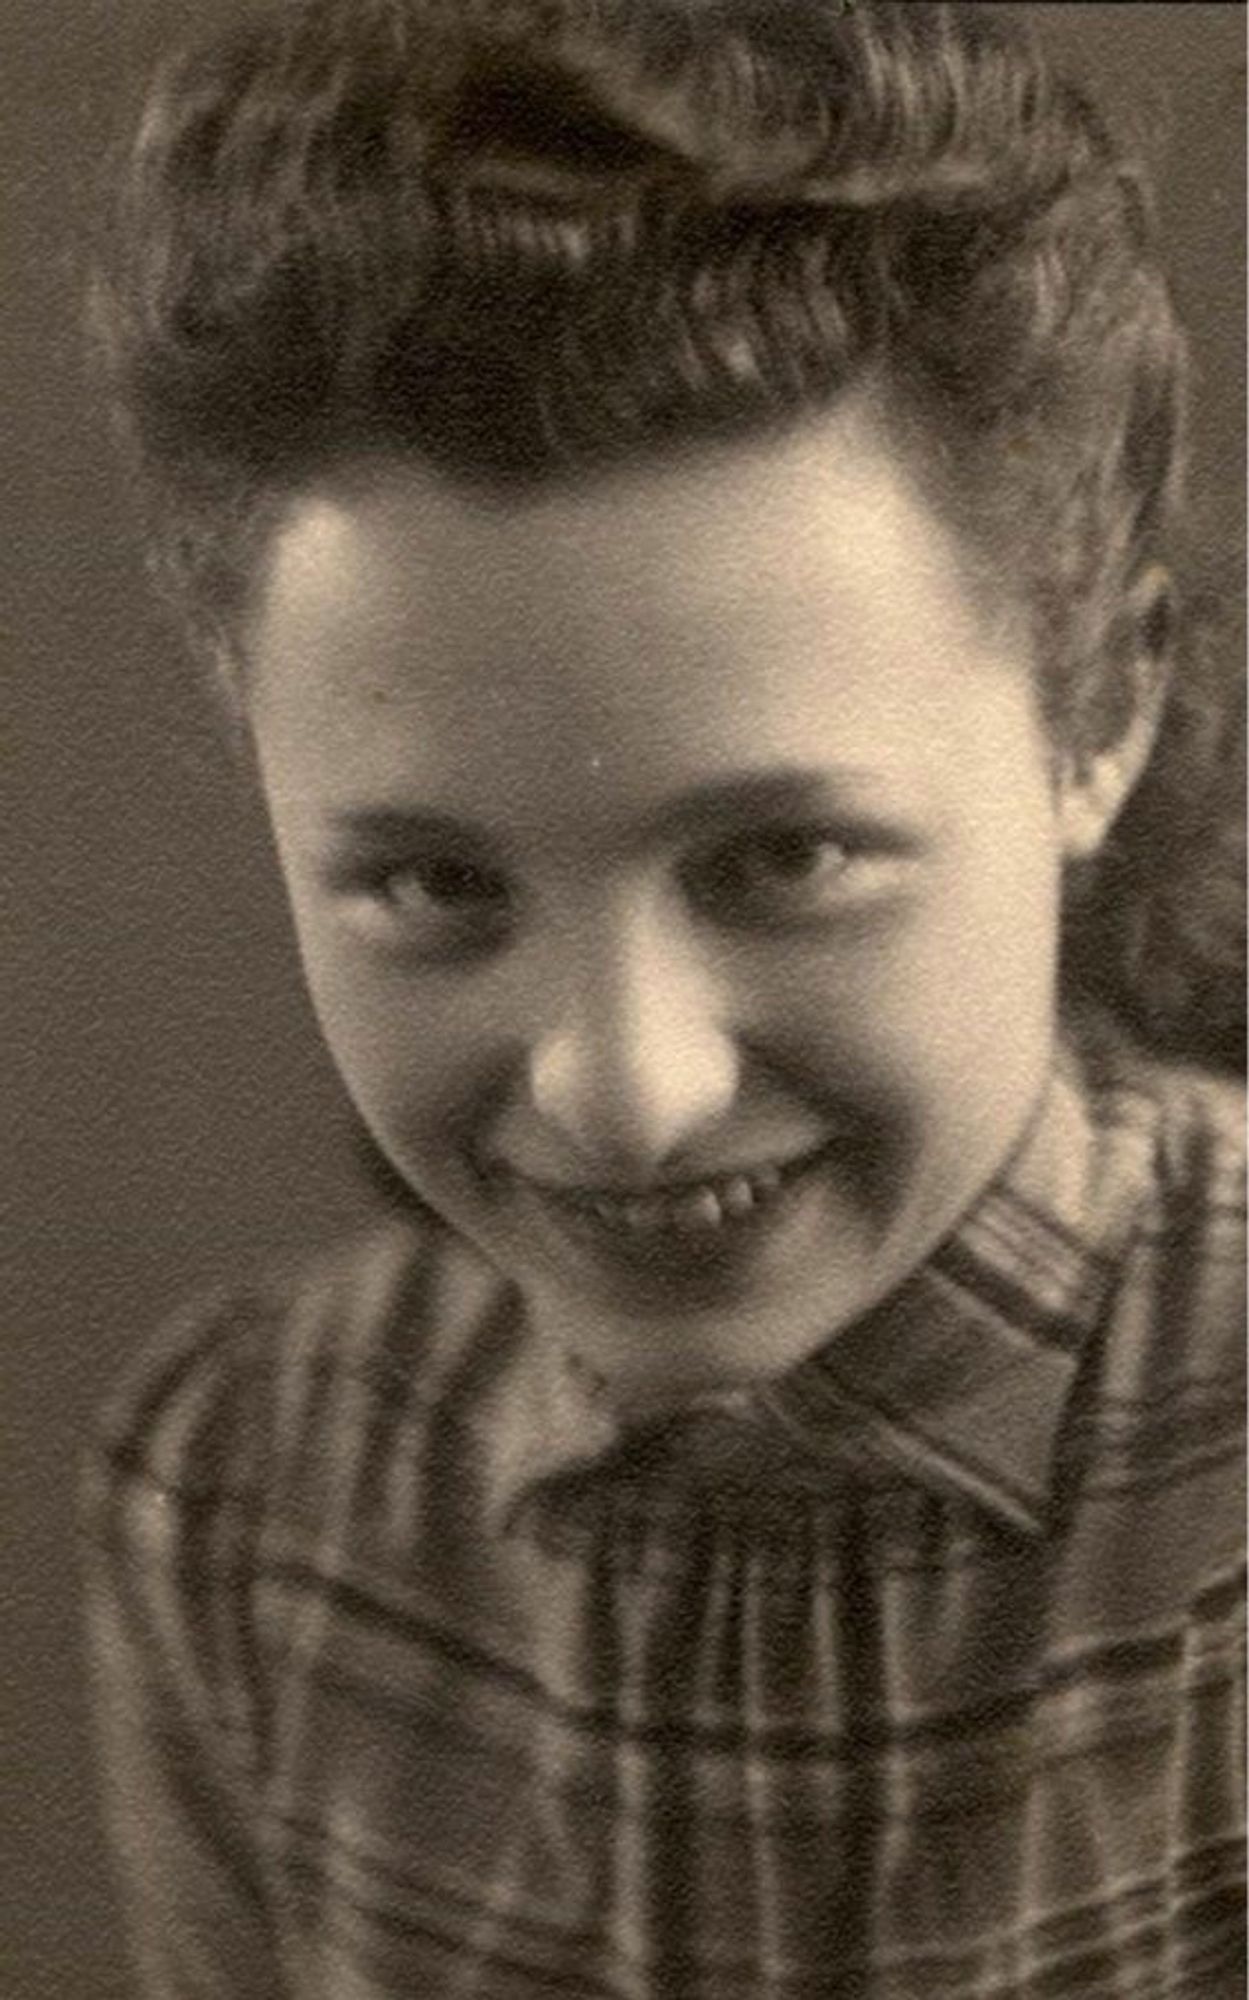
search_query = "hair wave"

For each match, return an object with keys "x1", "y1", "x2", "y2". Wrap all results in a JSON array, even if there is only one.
[{"x1": 93, "y1": 0, "x2": 1243, "y2": 1067}]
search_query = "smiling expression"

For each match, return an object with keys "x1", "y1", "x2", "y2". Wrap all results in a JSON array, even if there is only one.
[{"x1": 247, "y1": 399, "x2": 1093, "y2": 1414}]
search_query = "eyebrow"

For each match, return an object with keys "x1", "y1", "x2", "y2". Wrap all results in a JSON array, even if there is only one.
[
  {"x1": 326, "y1": 766, "x2": 899, "y2": 850},
  {"x1": 647, "y1": 767, "x2": 895, "y2": 836}
]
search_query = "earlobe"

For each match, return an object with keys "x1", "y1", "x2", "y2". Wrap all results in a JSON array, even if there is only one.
[
  {"x1": 1059, "y1": 568, "x2": 1172, "y2": 859},
  {"x1": 1058, "y1": 729, "x2": 1151, "y2": 858}
]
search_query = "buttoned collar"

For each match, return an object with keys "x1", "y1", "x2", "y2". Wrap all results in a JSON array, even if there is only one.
[{"x1": 482, "y1": 1018, "x2": 1153, "y2": 1537}]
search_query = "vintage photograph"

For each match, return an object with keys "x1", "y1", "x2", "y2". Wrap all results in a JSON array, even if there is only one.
[{"x1": 6, "y1": 3, "x2": 1245, "y2": 1995}]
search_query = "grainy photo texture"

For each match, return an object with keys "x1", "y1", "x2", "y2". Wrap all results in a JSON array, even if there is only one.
[{"x1": 7, "y1": 3, "x2": 1242, "y2": 1996}]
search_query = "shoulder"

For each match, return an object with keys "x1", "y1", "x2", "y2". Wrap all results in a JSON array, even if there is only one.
[
  {"x1": 82, "y1": 1211, "x2": 506, "y2": 1535},
  {"x1": 1145, "y1": 1052, "x2": 1245, "y2": 1219},
  {"x1": 1086, "y1": 1026, "x2": 1244, "y2": 1293},
  {"x1": 1065, "y1": 1023, "x2": 1245, "y2": 1531},
  {"x1": 80, "y1": 1214, "x2": 523, "y2": 1767}
]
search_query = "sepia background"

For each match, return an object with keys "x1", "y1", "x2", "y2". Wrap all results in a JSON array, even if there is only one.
[{"x1": 5, "y1": 5, "x2": 1244, "y2": 1994}]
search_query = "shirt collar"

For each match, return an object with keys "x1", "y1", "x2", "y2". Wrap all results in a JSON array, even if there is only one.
[{"x1": 483, "y1": 1023, "x2": 1152, "y2": 1537}]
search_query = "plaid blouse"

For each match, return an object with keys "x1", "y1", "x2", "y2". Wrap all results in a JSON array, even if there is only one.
[{"x1": 84, "y1": 1020, "x2": 1246, "y2": 1998}]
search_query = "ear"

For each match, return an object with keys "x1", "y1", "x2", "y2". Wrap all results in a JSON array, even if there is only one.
[{"x1": 1057, "y1": 566, "x2": 1172, "y2": 860}]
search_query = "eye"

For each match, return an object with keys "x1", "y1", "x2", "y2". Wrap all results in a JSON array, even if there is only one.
[
  {"x1": 698, "y1": 826, "x2": 849, "y2": 897},
  {"x1": 340, "y1": 850, "x2": 514, "y2": 956},
  {"x1": 688, "y1": 823, "x2": 905, "y2": 926},
  {"x1": 382, "y1": 855, "x2": 510, "y2": 910}
]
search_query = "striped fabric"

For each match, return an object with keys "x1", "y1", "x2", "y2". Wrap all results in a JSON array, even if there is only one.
[{"x1": 83, "y1": 1017, "x2": 1246, "y2": 1997}]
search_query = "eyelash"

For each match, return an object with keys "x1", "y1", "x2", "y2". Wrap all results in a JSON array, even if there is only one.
[
  {"x1": 685, "y1": 825, "x2": 869, "y2": 917},
  {"x1": 342, "y1": 821, "x2": 905, "y2": 948},
  {"x1": 348, "y1": 853, "x2": 512, "y2": 951},
  {"x1": 372, "y1": 855, "x2": 509, "y2": 908}
]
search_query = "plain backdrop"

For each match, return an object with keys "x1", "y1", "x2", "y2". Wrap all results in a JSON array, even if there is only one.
[{"x1": 5, "y1": 6, "x2": 1244, "y2": 1995}]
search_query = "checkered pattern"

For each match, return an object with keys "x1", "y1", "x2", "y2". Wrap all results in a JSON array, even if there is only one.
[{"x1": 84, "y1": 1017, "x2": 1245, "y2": 1996}]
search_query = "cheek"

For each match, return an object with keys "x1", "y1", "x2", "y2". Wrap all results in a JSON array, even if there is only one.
[
  {"x1": 294, "y1": 933, "x2": 504, "y2": 1175},
  {"x1": 788, "y1": 849, "x2": 1060, "y2": 1049},
  {"x1": 286, "y1": 921, "x2": 431, "y2": 1116},
  {"x1": 919, "y1": 776, "x2": 1064, "y2": 984},
  {"x1": 754, "y1": 820, "x2": 1063, "y2": 1135}
]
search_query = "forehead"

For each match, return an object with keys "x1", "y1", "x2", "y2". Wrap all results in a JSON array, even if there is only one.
[
  {"x1": 253, "y1": 399, "x2": 1008, "y2": 658},
  {"x1": 246, "y1": 401, "x2": 1036, "y2": 828}
]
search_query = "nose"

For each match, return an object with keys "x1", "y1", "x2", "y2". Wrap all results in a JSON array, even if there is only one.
[{"x1": 528, "y1": 907, "x2": 739, "y2": 1177}]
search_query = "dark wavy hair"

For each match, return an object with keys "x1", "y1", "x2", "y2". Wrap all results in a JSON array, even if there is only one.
[{"x1": 93, "y1": 0, "x2": 1242, "y2": 1067}]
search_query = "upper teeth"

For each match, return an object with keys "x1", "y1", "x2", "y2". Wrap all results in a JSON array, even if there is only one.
[{"x1": 588, "y1": 1162, "x2": 787, "y2": 1233}]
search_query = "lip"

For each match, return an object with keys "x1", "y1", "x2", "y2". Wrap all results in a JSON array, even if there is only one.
[
  {"x1": 498, "y1": 1139, "x2": 841, "y2": 1296},
  {"x1": 514, "y1": 1140, "x2": 824, "y2": 1204}
]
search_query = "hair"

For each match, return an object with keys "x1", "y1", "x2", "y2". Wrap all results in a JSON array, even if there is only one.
[{"x1": 93, "y1": 0, "x2": 1242, "y2": 1067}]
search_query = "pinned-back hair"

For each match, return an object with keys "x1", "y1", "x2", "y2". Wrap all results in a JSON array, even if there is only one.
[{"x1": 93, "y1": 0, "x2": 1242, "y2": 1065}]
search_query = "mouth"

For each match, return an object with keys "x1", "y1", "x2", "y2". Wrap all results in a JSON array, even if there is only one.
[{"x1": 515, "y1": 1143, "x2": 835, "y2": 1243}]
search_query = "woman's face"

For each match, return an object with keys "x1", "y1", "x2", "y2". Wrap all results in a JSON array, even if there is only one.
[{"x1": 247, "y1": 401, "x2": 1083, "y2": 1413}]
